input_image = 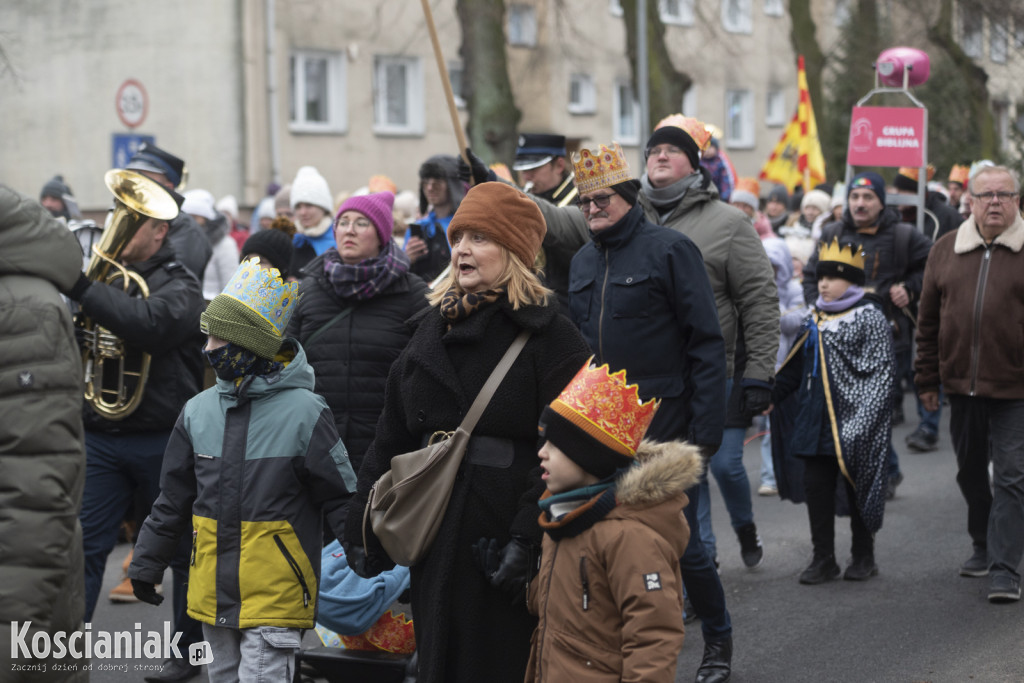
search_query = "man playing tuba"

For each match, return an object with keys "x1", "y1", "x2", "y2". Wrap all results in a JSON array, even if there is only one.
[{"x1": 64, "y1": 169, "x2": 207, "y2": 682}]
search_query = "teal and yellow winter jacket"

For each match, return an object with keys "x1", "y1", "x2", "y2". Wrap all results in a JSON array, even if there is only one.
[{"x1": 129, "y1": 340, "x2": 356, "y2": 629}]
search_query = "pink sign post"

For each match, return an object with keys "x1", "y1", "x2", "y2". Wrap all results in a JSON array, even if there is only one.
[{"x1": 846, "y1": 106, "x2": 925, "y2": 168}]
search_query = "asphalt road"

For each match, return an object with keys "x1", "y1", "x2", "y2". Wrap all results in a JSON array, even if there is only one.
[{"x1": 81, "y1": 393, "x2": 1022, "y2": 682}]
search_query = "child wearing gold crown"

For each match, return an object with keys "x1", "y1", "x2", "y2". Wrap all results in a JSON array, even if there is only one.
[
  {"x1": 128, "y1": 256, "x2": 357, "y2": 681},
  {"x1": 771, "y1": 239, "x2": 894, "y2": 586},
  {"x1": 510, "y1": 360, "x2": 703, "y2": 683}
]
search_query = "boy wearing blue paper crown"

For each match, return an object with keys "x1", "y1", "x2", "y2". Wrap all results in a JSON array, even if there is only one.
[
  {"x1": 771, "y1": 239, "x2": 894, "y2": 585},
  {"x1": 128, "y1": 256, "x2": 357, "y2": 682},
  {"x1": 516, "y1": 360, "x2": 703, "y2": 683}
]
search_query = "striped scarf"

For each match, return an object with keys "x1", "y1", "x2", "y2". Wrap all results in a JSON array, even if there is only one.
[{"x1": 323, "y1": 239, "x2": 410, "y2": 301}]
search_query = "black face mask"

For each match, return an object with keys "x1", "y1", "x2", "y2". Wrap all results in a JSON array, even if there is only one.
[{"x1": 202, "y1": 342, "x2": 261, "y2": 382}]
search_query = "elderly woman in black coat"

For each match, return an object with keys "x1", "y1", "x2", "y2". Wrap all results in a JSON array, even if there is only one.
[
  {"x1": 287, "y1": 191, "x2": 430, "y2": 474},
  {"x1": 344, "y1": 182, "x2": 591, "y2": 683}
]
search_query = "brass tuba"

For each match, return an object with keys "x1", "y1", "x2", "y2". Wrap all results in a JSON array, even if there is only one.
[{"x1": 80, "y1": 169, "x2": 180, "y2": 420}]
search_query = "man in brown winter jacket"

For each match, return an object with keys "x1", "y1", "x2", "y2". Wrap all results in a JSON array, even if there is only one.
[{"x1": 915, "y1": 165, "x2": 1024, "y2": 604}]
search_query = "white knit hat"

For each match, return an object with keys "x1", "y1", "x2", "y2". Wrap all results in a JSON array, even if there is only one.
[
  {"x1": 290, "y1": 166, "x2": 333, "y2": 213},
  {"x1": 801, "y1": 189, "x2": 831, "y2": 215},
  {"x1": 730, "y1": 189, "x2": 759, "y2": 213},
  {"x1": 182, "y1": 189, "x2": 217, "y2": 221}
]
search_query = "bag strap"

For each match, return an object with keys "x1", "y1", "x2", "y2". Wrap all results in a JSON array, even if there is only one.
[
  {"x1": 458, "y1": 329, "x2": 532, "y2": 434},
  {"x1": 304, "y1": 307, "x2": 354, "y2": 348}
]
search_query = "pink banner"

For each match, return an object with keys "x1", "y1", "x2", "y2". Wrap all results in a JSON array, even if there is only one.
[{"x1": 847, "y1": 106, "x2": 925, "y2": 167}]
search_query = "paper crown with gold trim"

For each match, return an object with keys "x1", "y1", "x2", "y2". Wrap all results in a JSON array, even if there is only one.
[
  {"x1": 571, "y1": 143, "x2": 634, "y2": 195},
  {"x1": 948, "y1": 164, "x2": 970, "y2": 186},
  {"x1": 340, "y1": 610, "x2": 415, "y2": 655},
  {"x1": 736, "y1": 177, "x2": 761, "y2": 195},
  {"x1": 816, "y1": 238, "x2": 866, "y2": 286},
  {"x1": 200, "y1": 256, "x2": 299, "y2": 359},
  {"x1": 540, "y1": 359, "x2": 660, "y2": 478},
  {"x1": 894, "y1": 164, "x2": 936, "y2": 193},
  {"x1": 654, "y1": 114, "x2": 713, "y2": 152}
]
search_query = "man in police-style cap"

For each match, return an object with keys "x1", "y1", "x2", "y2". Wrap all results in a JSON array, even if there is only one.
[
  {"x1": 513, "y1": 133, "x2": 580, "y2": 313},
  {"x1": 125, "y1": 143, "x2": 212, "y2": 283}
]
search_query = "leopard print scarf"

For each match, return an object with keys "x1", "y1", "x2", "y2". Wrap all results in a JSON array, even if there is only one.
[{"x1": 439, "y1": 287, "x2": 505, "y2": 322}]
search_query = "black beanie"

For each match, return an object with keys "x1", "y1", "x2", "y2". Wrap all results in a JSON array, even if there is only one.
[
  {"x1": 241, "y1": 229, "x2": 295, "y2": 279},
  {"x1": 645, "y1": 126, "x2": 701, "y2": 171},
  {"x1": 539, "y1": 406, "x2": 633, "y2": 480},
  {"x1": 610, "y1": 179, "x2": 641, "y2": 206},
  {"x1": 892, "y1": 172, "x2": 918, "y2": 193},
  {"x1": 40, "y1": 175, "x2": 72, "y2": 200}
]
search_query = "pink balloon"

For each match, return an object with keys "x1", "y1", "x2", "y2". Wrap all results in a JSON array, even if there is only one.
[{"x1": 876, "y1": 47, "x2": 931, "y2": 87}]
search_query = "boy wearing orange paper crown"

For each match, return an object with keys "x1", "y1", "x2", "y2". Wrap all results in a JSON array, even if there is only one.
[
  {"x1": 771, "y1": 239, "x2": 894, "y2": 585},
  {"x1": 128, "y1": 256, "x2": 357, "y2": 682},
  {"x1": 516, "y1": 360, "x2": 702, "y2": 683}
]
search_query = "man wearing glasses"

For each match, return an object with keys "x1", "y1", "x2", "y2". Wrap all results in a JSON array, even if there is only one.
[{"x1": 915, "y1": 166, "x2": 1024, "y2": 604}]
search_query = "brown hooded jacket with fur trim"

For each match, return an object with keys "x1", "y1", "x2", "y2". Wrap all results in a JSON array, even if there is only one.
[{"x1": 525, "y1": 440, "x2": 703, "y2": 683}]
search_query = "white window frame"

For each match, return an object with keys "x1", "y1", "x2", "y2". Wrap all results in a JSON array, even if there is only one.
[
  {"x1": 765, "y1": 89, "x2": 786, "y2": 127},
  {"x1": 682, "y1": 86, "x2": 698, "y2": 118},
  {"x1": 613, "y1": 80, "x2": 640, "y2": 146},
  {"x1": 288, "y1": 50, "x2": 347, "y2": 134},
  {"x1": 508, "y1": 4, "x2": 538, "y2": 47},
  {"x1": 993, "y1": 100, "x2": 1010, "y2": 152},
  {"x1": 961, "y1": 10, "x2": 983, "y2": 59},
  {"x1": 448, "y1": 61, "x2": 466, "y2": 109},
  {"x1": 724, "y1": 89, "x2": 755, "y2": 149},
  {"x1": 568, "y1": 73, "x2": 596, "y2": 115},
  {"x1": 660, "y1": 0, "x2": 695, "y2": 26},
  {"x1": 373, "y1": 56, "x2": 425, "y2": 136},
  {"x1": 990, "y1": 21, "x2": 1008, "y2": 63},
  {"x1": 764, "y1": 0, "x2": 784, "y2": 17},
  {"x1": 1015, "y1": 17, "x2": 1024, "y2": 49},
  {"x1": 721, "y1": 0, "x2": 753, "y2": 34}
]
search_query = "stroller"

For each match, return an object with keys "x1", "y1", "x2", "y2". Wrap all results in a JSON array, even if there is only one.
[{"x1": 295, "y1": 541, "x2": 416, "y2": 683}]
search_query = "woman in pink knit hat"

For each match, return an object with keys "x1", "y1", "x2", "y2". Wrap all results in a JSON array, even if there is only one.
[{"x1": 286, "y1": 191, "x2": 430, "y2": 474}]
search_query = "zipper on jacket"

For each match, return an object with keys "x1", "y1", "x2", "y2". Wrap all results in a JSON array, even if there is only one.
[
  {"x1": 190, "y1": 530, "x2": 198, "y2": 567},
  {"x1": 968, "y1": 247, "x2": 992, "y2": 396},
  {"x1": 273, "y1": 534, "x2": 311, "y2": 608},
  {"x1": 597, "y1": 249, "x2": 611, "y2": 361},
  {"x1": 579, "y1": 556, "x2": 590, "y2": 612}
]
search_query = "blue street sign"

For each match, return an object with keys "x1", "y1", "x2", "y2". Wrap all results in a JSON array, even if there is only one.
[{"x1": 112, "y1": 133, "x2": 154, "y2": 169}]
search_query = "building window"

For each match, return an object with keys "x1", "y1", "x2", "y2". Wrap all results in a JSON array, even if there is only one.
[
  {"x1": 373, "y1": 56, "x2": 424, "y2": 136},
  {"x1": 766, "y1": 90, "x2": 786, "y2": 127},
  {"x1": 288, "y1": 50, "x2": 346, "y2": 133},
  {"x1": 660, "y1": 0, "x2": 694, "y2": 25},
  {"x1": 990, "y1": 21, "x2": 1007, "y2": 62},
  {"x1": 961, "y1": 10, "x2": 983, "y2": 58},
  {"x1": 1015, "y1": 102, "x2": 1024, "y2": 136},
  {"x1": 682, "y1": 86, "x2": 697, "y2": 118},
  {"x1": 722, "y1": 0, "x2": 753, "y2": 34},
  {"x1": 725, "y1": 89, "x2": 755, "y2": 149},
  {"x1": 448, "y1": 61, "x2": 466, "y2": 109},
  {"x1": 834, "y1": 0, "x2": 851, "y2": 26},
  {"x1": 569, "y1": 73, "x2": 596, "y2": 115},
  {"x1": 764, "y1": 0, "x2": 784, "y2": 17},
  {"x1": 609, "y1": 0, "x2": 623, "y2": 17},
  {"x1": 614, "y1": 80, "x2": 640, "y2": 146},
  {"x1": 1015, "y1": 16, "x2": 1024, "y2": 48},
  {"x1": 508, "y1": 4, "x2": 537, "y2": 47},
  {"x1": 993, "y1": 101, "x2": 1009, "y2": 151}
]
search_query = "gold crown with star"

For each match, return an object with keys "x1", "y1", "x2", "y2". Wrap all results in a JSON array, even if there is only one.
[
  {"x1": 548, "y1": 360, "x2": 660, "y2": 457},
  {"x1": 571, "y1": 143, "x2": 634, "y2": 195},
  {"x1": 817, "y1": 238, "x2": 865, "y2": 272}
]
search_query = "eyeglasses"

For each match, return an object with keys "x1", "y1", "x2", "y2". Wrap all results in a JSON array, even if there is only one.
[
  {"x1": 336, "y1": 218, "x2": 374, "y2": 232},
  {"x1": 576, "y1": 193, "x2": 616, "y2": 211},
  {"x1": 645, "y1": 144, "x2": 685, "y2": 159},
  {"x1": 973, "y1": 191, "x2": 1018, "y2": 204}
]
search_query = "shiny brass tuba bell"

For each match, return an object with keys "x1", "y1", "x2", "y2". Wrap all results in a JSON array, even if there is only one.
[{"x1": 80, "y1": 169, "x2": 180, "y2": 420}]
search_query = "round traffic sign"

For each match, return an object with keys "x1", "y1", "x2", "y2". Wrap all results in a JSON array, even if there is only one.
[{"x1": 116, "y1": 79, "x2": 148, "y2": 129}]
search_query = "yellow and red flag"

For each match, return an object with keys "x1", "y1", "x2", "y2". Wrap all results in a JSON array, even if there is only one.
[{"x1": 759, "y1": 56, "x2": 827, "y2": 192}]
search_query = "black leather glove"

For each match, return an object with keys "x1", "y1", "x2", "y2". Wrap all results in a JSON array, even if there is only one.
[
  {"x1": 345, "y1": 544, "x2": 373, "y2": 579},
  {"x1": 67, "y1": 272, "x2": 92, "y2": 302},
  {"x1": 741, "y1": 386, "x2": 773, "y2": 418},
  {"x1": 473, "y1": 537, "x2": 532, "y2": 595},
  {"x1": 457, "y1": 148, "x2": 497, "y2": 186},
  {"x1": 131, "y1": 579, "x2": 164, "y2": 606}
]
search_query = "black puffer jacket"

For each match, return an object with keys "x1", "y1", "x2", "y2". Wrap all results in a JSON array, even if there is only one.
[
  {"x1": 287, "y1": 254, "x2": 430, "y2": 471},
  {"x1": 78, "y1": 241, "x2": 205, "y2": 432},
  {"x1": 344, "y1": 298, "x2": 590, "y2": 683}
]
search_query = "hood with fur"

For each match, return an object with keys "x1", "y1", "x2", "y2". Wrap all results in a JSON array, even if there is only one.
[{"x1": 616, "y1": 440, "x2": 703, "y2": 506}]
